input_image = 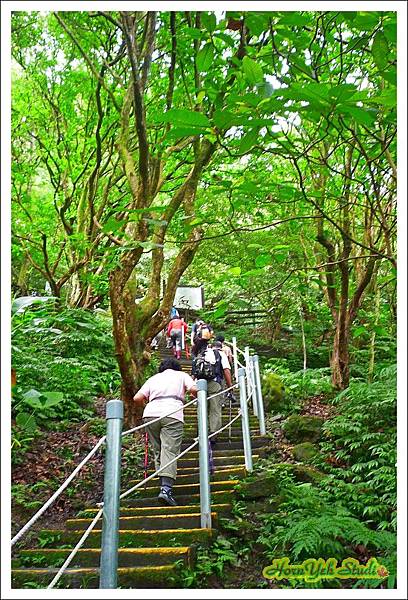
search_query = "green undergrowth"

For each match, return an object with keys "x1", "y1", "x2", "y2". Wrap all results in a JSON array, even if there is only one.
[{"x1": 179, "y1": 363, "x2": 397, "y2": 589}]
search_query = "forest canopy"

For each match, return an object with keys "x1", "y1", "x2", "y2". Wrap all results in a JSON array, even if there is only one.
[{"x1": 11, "y1": 9, "x2": 397, "y2": 420}]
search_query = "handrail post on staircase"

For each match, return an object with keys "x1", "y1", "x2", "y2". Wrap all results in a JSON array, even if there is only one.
[
  {"x1": 245, "y1": 346, "x2": 257, "y2": 416},
  {"x1": 238, "y1": 368, "x2": 253, "y2": 472},
  {"x1": 99, "y1": 399, "x2": 123, "y2": 589},
  {"x1": 232, "y1": 336, "x2": 239, "y2": 382},
  {"x1": 196, "y1": 379, "x2": 212, "y2": 529},
  {"x1": 253, "y1": 355, "x2": 266, "y2": 436}
]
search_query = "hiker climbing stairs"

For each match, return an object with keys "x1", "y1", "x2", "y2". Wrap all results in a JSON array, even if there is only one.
[{"x1": 11, "y1": 344, "x2": 269, "y2": 589}]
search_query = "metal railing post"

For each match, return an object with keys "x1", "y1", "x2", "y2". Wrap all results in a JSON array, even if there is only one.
[
  {"x1": 238, "y1": 368, "x2": 253, "y2": 472},
  {"x1": 232, "y1": 336, "x2": 239, "y2": 382},
  {"x1": 99, "y1": 399, "x2": 123, "y2": 589},
  {"x1": 245, "y1": 346, "x2": 257, "y2": 416},
  {"x1": 253, "y1": 355, "x2": 266, "y2": 435},
  {"x1": 197, "y1": 379, "x2": 212, "y2": 529}
]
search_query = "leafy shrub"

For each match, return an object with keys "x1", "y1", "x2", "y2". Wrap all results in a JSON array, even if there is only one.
[
  {"x1": 262, "y1": 372, "x2": 285, "y2": 413},
  {"x1": 319, "y1": 364, "x2": 397, "y2": 531},
  {"x1": 281, "y1": 367, "x2": 334, "y2": 401},
  {"x1": 12, "y1": 305, "x2": 120, "y2": 423}
]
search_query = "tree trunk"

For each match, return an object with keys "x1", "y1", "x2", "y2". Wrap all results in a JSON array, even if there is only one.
[
  {"x1": 331, "y1": 313, "x2": 351, "y2": 389},
  {"x1": 110, "y1": 269, "x2": 154, "y2": 428}
]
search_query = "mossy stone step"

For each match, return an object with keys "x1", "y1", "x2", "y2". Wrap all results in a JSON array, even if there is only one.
[
  {"x1": 36, "y1": 527, "x2": 215, "y2": 549},
  {"x1": 183, "y1": 427, "x2": 259, "y2": 436},
  {"x1": 16, "y1": 546, "x2": 193, "y2": 569},
  {"x1": 122, "y1": 489, "x2": 233, "y2": 508},
  {"x1": 181, "y1": 437, "x2": 269, "y2": 451},
  {"x1": 132, "y1": 466, "x2": 245, "y2": 486},
  {"x1": 134, "y1": 479, "x2": 239, "y2": 497},
  {"x1": 67, "y1": 512, "x2": 218, "y2": 531},
  {"x1": 11, "y1": 565, "x2": 178, "y2": 589},
  {"x1": 164, "y1": 464, "x2": 245, "y2": 475},
  {"x1": 80, "y1": 503, "x2": 232, "y2": 518},
  {"x1": 177, "y1": 454, "x2": 258, "y2": 468}
]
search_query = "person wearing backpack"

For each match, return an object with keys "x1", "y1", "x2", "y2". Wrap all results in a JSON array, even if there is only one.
[
  {"x1": 192, "y1": 340, "x2": 233, "y2": 440},
  {"x1": 191, "y1": 319, "x2": 213, "y2": 357},
  {"x1": 133, "y1": 358, "x2": 198, "y2": 506}
]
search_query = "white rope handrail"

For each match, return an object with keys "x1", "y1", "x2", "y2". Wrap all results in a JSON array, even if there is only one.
[
  {"x1": 208, "y1": 411, "x2": 242, "y2": 440},
  {"x1": 224, "y1": 339, "x2": 246, "y2": 356},
  {"x1": 11, "y1": 436, "x2": 106, "y2": 546},
  {"x1": 47, "y1": 508, "x2": 103, "y2": 589},
  {"x1": 201, "y1": 382, "x2": 238, "y2": 401}
]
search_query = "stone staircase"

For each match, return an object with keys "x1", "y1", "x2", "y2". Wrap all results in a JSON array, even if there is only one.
[{"x1": 11, "y1": 346, "x2": 269, "y2": 589}]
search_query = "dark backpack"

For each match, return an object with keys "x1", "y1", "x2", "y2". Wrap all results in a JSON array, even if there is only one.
[{"x1": 192, "y1": 349, "x2": 223, "y2": 382}]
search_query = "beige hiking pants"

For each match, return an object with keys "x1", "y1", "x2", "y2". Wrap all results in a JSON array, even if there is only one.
[
  {"x1": 207, "y1": 379, "x2": 222, "y2": 435},
  {"x1": 143, "y1": 417, "x2": 184, "y2": 481}
]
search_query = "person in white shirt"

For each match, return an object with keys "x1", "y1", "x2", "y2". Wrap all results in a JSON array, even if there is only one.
[{"x1": 133, "y1": 358, "x2": 197, "y2": 506}]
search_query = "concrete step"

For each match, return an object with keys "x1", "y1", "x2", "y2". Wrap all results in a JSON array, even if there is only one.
[
  {"x1": 121, "y1": 489, "x2": 233, "y2": 508},
  {"x1": 134, "y1": 479, "x2": 239, "y2": 497},
  {"x1": 16, "y1": 546, "x2": 193, "y2": 569},
  {"x1": 11, "y1": 565, "x2": 178, "y2": 589},
  {"x1": 67, "y1": 512, "x2": 218, "y2": 531},
  {"x1": 182, "y1": 427, "x2": 260, "y2": 437},
  {"x1": 169, "y1": 464, "x2": 244, "y2": 475},
  {"x1": 36, "y1": 527, "x2": 215, "y2": 549},
  {"x1": 131, "y1": 467, "x2": 245, "y2": 486},
  {"x1": 178, "y1": 448, "x2": 259, "y2": 458},
  {"x1": 177, "y1": 454, "x2": 258, "y2": 468},
  {"x1": 181, "y1": 437, "x2": 270, "y2": 451},
  {"x1": 80, "y1": 503, "x2": 232, "y2": 518}
]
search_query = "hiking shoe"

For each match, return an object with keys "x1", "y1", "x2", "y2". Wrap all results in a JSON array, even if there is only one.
[{"x1": 158, "y1": 487, "x2": 177, "y2": 506}]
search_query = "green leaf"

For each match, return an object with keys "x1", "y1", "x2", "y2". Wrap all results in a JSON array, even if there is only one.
[
  {"x1": 367, "y1": 89, "x2": 396, "y2": 107},
  {"x1": 352, "y1": 12, "x2": 380, "y2": 31},
  {"x1": 12, "y1": 296, "x2": 55, "y2": 315},
  {"x1": 242, "y1": 268, "x2": 266, "y2": 277},
  {"x1": 103, "y1": 217, "x2": 124, "y2": 233},
  {"x1": 255, "y1": 254, "x2": 271, "y2": 268},
  {"x1": 196, "y1": 90, "x2": 206, "y2": 104},
  {"x1": 338, "y1": 105, "x2": 376, "y2": 126},
  {"x1": 22, "y1": 389, "x2": 42, "y2": 402},
  {"x1": 353, "y1": 326, "x2": 367, "y2": 337},
  {"x1": 278, "y1": 13, "x2": 310, "y2": 27},
  {"x1": 245, "y1": 13, "x2": 270, "y2": 36},
  {"x1": 238, "y1": 128, "x2": 259, "y2": 154},
  {"x1": 41, "y1": 391, "x2": 64, "y2": 407},
  {"x1": 196, "y1": 43, "x2": 214, "y2": 73},
  {"x1": 161, "y1": 108, "x2": 210, "y2": 128},
  {"x1": 228, "y1": 266, "x2": 241, "y2": 277},
  {"x1": 213, "y1": 109, "x2": 237, "y2": 130},
  {"x1": 256, "y1": 81, "x2": 274, "y2": 98},
  {"x1": 380, "y1": 65, "x2": 397, "y2": 86},
  {"x1": 201, "y1": 12, "x2": 217, "y2": 33},
  {"x1": 185, "y1": 27, "x2": 203, "y2": 39},
  {"x1": 165, "y1": 126, "x2": 204, "y2": 139},
  {"x1": 16, "y1": 412, "x2": 37, "y2": 432},
  {"x1": 242, "y1": 56, "x2": 264, "y2": 86},
  {"x1": 372, "y1": 31, "x2": 389, "y2": 71},
  {"x1": 328, "y1": 84, "x2": 358, "y2": 103}
]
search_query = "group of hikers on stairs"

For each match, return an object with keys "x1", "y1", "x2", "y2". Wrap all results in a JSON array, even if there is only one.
[{"x1": 133, "y1": 310, "x2": 237, "y2": 509}]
